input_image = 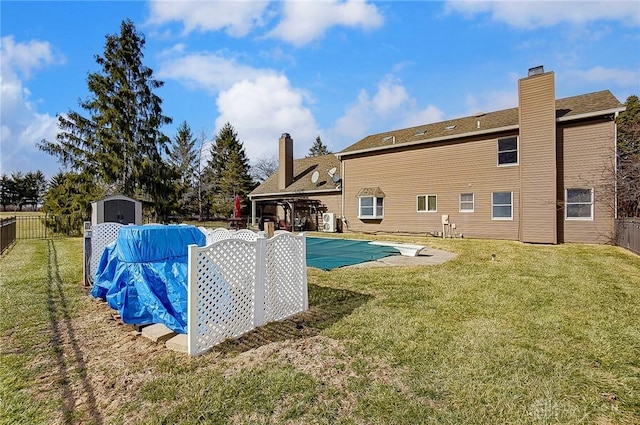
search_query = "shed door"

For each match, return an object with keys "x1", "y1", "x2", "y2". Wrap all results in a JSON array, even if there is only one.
[{"x1": 104, "y1": 200, "x2": 136, "y2": 224}]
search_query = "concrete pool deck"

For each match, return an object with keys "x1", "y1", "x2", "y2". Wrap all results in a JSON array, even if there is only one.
[{"x1": 342, "y1": 245, "x2": 457, "y2": 268}]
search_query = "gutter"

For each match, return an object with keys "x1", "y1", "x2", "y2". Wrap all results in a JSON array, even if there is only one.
[
  {"x1": 249, "y1": 187, "x2": 341, "y2": 201},
  {"x1": 556, "y1": 107, "x2": 626, "y2": 123}
]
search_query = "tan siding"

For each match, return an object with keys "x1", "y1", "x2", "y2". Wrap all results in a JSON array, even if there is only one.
[
  {"x1": 342, "y1": 135, "x2": 521, "y2": 240},
  {"x1": 558, "y1": 120, "x2": 615, "y2": 243},
  {"x1": 518, "y1": 72, "x2": 557, "y2": 243}
]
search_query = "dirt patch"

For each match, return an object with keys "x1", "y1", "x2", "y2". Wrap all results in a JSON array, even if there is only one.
[{"x1": 22, "y1": 285, "x2": 427, "y2": 424}]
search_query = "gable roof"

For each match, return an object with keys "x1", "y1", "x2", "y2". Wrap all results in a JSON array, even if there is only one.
[
  {"x1": 249, "y1": 153, "x2": 341, "y2": 198},
  {"x1": 338, "y1": 90, "x2": 624, "y2": 158}
]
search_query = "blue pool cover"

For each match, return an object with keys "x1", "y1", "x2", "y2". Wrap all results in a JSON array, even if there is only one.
[
  {"x1": 91, "y1": 224, "x2": 206, "y2": 333},
  {"x1": 306, "y1": 237, "x2": 399, "y2": 270}
]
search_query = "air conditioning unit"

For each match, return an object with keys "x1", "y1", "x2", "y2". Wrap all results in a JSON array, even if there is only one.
[{"x1": 322, "y1": 212, "x2": 337, "y2": 232}]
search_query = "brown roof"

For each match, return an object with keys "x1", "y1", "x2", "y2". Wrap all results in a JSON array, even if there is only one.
[
  {"x1": 249, "y1": 153, "x2": 341, "y2": 198},
  {"x1": 339, "y1": 90, "x2": 624, "y2": 156}
]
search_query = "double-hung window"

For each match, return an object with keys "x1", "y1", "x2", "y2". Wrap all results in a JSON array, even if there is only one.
[
  {"x1": 417, "y1": 195, "x2": 437, "y2": 212},
  {"x1": 566, "y1": 188, "x2": 593, "y2": 220},
  {"x1": 459, "y1": 193, "x2": 474, "y2": 212},
  {"x1": 357, "y1": 187, "x2": 385, "y2": 219},
  {"x1": 492, "y1": 191, "x2": 513, "y2": 220},
  {"x1": 358, "y1": 196, "x2": 384, "y2": 219},
  {"x1": 497, "y1": 137, "x2": 518, "y2": 166}
]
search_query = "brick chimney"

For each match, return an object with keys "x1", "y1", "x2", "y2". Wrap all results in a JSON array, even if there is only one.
[{"x1": 278, "y1": 133, "x2": 293, "y2": 190}]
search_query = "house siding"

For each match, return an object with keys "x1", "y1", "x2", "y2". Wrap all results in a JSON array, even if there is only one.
[
  {"x1": 342, "y1": 135, "x2": 521, "y2": 240},
  {"x1": 518, "y1": 72, "x2": 557, "y2": 243},
  {"x1": 557, "y1": 119, "x2": 615, "y2": 243},
  {"x1": 341, "y1": 117, "x2": 616, "y2": 244}
]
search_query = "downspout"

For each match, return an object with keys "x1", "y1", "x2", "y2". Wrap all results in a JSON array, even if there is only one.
[
  {"x1": 340, "y1": 158, "x2": 348, "y2": 231},
  {"x1": 614, "y1": 111, "x2": 619, "y2": 220}
]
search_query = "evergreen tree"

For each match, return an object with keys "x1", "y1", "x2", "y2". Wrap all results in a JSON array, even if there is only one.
[
  {"x1": 42, "y1": 172, "x2": 104, "y2": 235},
  {"x1": 168, "y1": 121, "x2": 198, "y2": 215},
  {"x1": 616, "y1": 95, "x2": 640, "y2": 217},
  {"x1": 38, "y1": 19, "x2": 172, "y2": 206},
  {"x1": 307, "y1": 135, "x2": 331, "y2": 157},
  {"x1": 203, "y1": 123, "x2": 254, "y2": 217}
]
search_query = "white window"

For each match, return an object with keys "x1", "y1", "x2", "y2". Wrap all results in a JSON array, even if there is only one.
[
  {"x1": 417, "y1": 195, "x2": 437, "y2": 212},
  {"x1": 497, "y1": 137, "x2": 518, "y2": 166},
  {"x1": 566, "y1": 188, "x2": 593, "y2": 220},
  {"x1": 358, "y1": 196, "x2": 384, "y2": 219},
  {"x1": 459, "y1": 193, "x2": 474, "y2": 212},
  {"x1": 492, "y1": 191, "x2": 513, "y2": 220}
]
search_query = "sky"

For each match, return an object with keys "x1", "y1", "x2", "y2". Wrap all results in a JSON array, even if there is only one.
[{"x1": 1, "y1": 0, "x2": 639, "y2": 180}]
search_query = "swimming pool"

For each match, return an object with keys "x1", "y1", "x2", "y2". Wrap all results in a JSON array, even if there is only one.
[{"x1": 306, "y1": 237, "x2": 400, "y2": 270}]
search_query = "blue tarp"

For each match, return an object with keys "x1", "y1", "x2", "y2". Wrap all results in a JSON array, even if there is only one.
[{"x1": 91, "y1": 224, "x2": 206, "y2": 333}]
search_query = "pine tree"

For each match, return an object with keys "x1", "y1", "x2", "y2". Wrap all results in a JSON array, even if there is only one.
[
  {"x1": 38, "y1": 19, "x2": 172, "y2": 206},
  {"x1": 203, "y1": 123, "x2": 254, "y2": 217},
  {"x1": 307, "y1": 135, "x2": 331, "y2": 157},
  {"x1": 168, "y1": 121, "x2": 198, "y2": 215},
  {"x1": 42, "y1": 172, "x2": 104, "y2": 235}
]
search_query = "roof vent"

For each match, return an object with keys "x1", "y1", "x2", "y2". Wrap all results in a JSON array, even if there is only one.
[
  {"x1": 444, "y1": 125, "x2": 456, "y2": 131},
  {"x1": 414, "y1": 129, "x2": 428, "y2": 136},
  {"x1": 528, "y1": 65, "x2": 544, "y2": 76}
]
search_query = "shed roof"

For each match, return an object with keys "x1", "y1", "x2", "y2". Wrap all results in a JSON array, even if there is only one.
[
  {"x1": 338, "y1": 90, "x2": 624, "y2": 157},
  {"x1": 249, "y1": 153, "x2": 341, "y2": 198}
]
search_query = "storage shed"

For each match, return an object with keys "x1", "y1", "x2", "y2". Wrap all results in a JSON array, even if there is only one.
[{"x1": 91, "y1": 195, "x2": 142, "y2": 225}]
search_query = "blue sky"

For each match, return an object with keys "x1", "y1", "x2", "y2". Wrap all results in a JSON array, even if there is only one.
[{"x1": 2, "y1": 0, "x2": 639, "y2": 179}]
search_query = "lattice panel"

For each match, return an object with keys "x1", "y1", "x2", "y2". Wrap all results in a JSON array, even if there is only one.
[
  {"x1": 265, "y1": 233, "x2": 307, "y2": 322},
  {"x1": 199, "y1": 227, "x2": 233, "y2": 245},
  {"x1": 232, "y1": 229, "x2": 260, "y2": 241},
  {"x1": 90, "y1": 223, "x2": 124, "y2": 278},
  {"x1": 189, "y1": 239, "x2": 257, "y2": 355}
]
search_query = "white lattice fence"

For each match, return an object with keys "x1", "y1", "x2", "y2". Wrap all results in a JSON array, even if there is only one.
[
  {"x1": 88, "y1": 222, "x2": 124, "y2": 279},
  {"x1": 264, "y1": 234, "x2": 308, "y2": 322},
  {"x1": 187, "y1": 232, "x2": 307, "y2": 356}
]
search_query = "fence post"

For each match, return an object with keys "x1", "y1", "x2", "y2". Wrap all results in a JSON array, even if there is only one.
[
  {"x1": 187, "y1": 244, "x2": 198, "y2": 356},
  {"x1": 254, "y1": 237, "x2": 266, "y2": 328},
  {"x1": 83, "y1": 221, "x2": 92, "y2": 286}
]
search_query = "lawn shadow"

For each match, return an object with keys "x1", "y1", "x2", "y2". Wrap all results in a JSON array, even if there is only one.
[
  {"x1": 46, "y1": 240, "x2": 103, "y2": 425},
  {"x1": 212, "y1": 283, "x2": 372, "y2": 355}
]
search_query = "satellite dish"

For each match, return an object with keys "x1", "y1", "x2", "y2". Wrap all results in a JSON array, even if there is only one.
[
  {"x1": 311, "y1": 171, "x2": 319, "y2": 183},
  {"x1": 331, "y1": 174, "x2": 341, "y2": 183},
  {"x1": 328, "y1": 167, "x2": 337, "y2": 176}
]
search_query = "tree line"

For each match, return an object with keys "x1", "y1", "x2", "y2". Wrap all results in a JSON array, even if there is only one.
[{"x1": 1, "y1": 20, "x2": 330, "y2": 235}]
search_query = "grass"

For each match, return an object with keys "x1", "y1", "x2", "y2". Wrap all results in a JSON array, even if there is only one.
[{"x1": 0, "y1": 236, "x2": 638, "y2": 424}]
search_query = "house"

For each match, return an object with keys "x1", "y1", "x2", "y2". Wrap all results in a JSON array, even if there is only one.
[
  {"x1": 248, "y1": 135, "x2": 342, "y2": 231},
  {"x1": 250, "y1": 67, "x2": 625, "y2": 244}
]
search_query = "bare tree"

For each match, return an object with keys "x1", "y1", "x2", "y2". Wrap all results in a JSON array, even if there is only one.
[
  {"x1": 251, "y1": 155, "x2": 279, "y2": 183},
  {"x1": 616, "y1": 95, "x2": 640, "y2": 218}
]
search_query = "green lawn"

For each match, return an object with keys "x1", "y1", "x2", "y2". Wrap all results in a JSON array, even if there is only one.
[{"x1": 0, "y1": 236, "x2": 638, "y2": 424}]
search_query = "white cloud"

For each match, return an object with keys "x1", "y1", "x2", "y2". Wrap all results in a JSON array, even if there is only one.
[
  {"x1": 0, "y1": 37, "x2": 62, "y2": 178},
  {"x1": 147, "y1": 0, "x2": 271, "y2": 37},
  {"x1": 267, "y1": 0, "x2": 384, "y2": 46},
  {"x1": 215, "y1": 75, "x2": 320, "y2": 162},
  {"x1": 463, "y1": 89, "x2": 518, "y2": 116},
  {"x1": 157, "y1": 50, "x2": 275, "y2": 93},
  {"x1": 444, "y1": 0, "x2": 640, "y2": 29},
  {"x1": 332, "y1": 76, "x2": 444, "y2": 141},
  {"x1": 571, "y1": 66, "x2": 640, "y2": 88},
  {"x1": 1, "y1": 36, "x2": 64, "y2": 79}
]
